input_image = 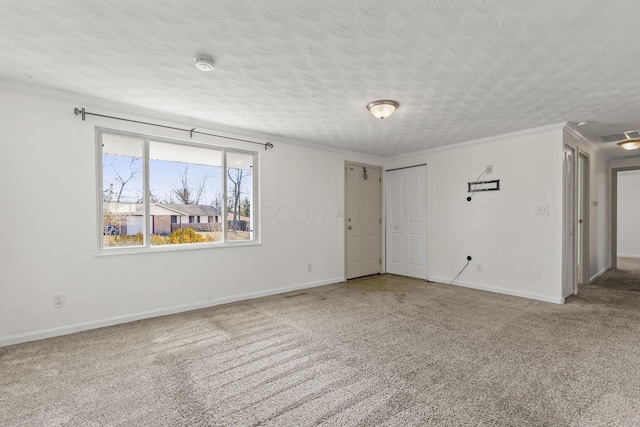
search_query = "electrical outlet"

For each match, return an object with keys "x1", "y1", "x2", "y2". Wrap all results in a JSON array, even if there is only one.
[
  {"x1": 536, "y1": 204, "x2": 549, "y2": 215},
  {"x1": 53, "y1": 294, "x2": 66, "y2": 309},
  {"x1": 307, "y1": 263, "x2": 312, "y2": 272},
  {"x1": 476, "y1": 264, "x2": 482, "y2": 273},
  {"x1": 486, "y1": 165, "x2": 493, "y2": 174}
]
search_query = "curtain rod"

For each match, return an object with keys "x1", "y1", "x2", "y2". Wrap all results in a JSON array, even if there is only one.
[
  {"x1": 385, "y1": 163, "x2": 427, "y2": 172},
  {"x1": 73, "y1": 107, "x2": 274, "y2": 150}
]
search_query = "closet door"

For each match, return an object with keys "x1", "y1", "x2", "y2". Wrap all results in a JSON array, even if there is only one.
[{"x1": 386, "y1": 166, "x2": 427, "y2": 279}]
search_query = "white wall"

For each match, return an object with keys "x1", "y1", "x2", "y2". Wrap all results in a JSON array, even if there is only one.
[
  {"x1": 617, "y1": 170, "x2": 640, "y2": 258},
  {"x1": 2, "y1": 87, "x2": 621, "y2": 345},
  {"x1": 385, "y1": 126, "x2": 566, "y2": 303},
  {"x1": 563, "y1": 130, "x2": 611, "y2": 281},
  {"x1": 0, "y1": 89, "x2": 382, "y2": 345}
]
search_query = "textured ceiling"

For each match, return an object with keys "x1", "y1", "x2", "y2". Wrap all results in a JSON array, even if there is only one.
[{"x1": 2, "y1": 0, "x2": 640, "y2": 158}]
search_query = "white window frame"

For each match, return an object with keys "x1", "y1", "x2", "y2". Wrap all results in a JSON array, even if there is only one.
[{"x1": 96, "y1": 127, "x2": 259, "y2": 255}]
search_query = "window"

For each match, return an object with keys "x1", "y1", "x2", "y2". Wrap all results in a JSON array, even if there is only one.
[
  {"x1": 99, "y1": 129, "x2": 257, "y2": 252},
  {"x1": 226, "y1": 152, "x2": 254, "y2": 241}
]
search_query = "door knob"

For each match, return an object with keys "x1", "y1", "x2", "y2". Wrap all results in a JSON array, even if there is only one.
[{"x1": 348, "y1": 226, "x2": 353, "y2": 229}]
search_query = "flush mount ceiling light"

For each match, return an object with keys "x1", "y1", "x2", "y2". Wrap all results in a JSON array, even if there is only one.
[
  {"x1": 576, "y1": 121, "x2": 591, "y2": 127},
  {"x1": 367, "y1": 100, "x2": 399, "y2": 120},
  {"x1": 618, "y1": 139, "x2": 640, "y2": 150},
  {"x1": 194, "y1": 56, "x2": 215, "y2": 72}
]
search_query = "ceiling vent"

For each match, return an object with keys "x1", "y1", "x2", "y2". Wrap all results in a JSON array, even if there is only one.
[
  {"x1": 600, "y1": 130, "x2": 640, "y2": 142},
  {"x1": 624, "y1": 130, "x2": 640, "y2": 139}
]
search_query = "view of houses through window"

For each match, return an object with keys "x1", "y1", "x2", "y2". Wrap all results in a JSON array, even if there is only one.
[{"x1": 100, "y1": 130, "x2": 255, "y2": 250}]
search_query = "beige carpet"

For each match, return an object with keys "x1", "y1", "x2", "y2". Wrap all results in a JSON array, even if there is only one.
[
  {"x1": 2, "y1": 274, "x2": 640, "y2": 426},
  {"x1": 590, "y1": 257, "x2": 640, "y2": 293}
]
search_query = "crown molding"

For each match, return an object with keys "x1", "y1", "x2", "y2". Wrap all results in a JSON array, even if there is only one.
[
  {"x1": 0, "y1": 80, "x2": 276, "y2": 141},
  {"x1": 0, "y1": 79, "x2": 384, "y2": 162},
  {"x1": 563, "y1": 124, "x2": 609, "y2": 159},
  {"x1": 1, "y1": 80, "x2": 564, "y2": 164},
  {"x1": 387, "y1": 122, "x2": 568, "y2": 161}
]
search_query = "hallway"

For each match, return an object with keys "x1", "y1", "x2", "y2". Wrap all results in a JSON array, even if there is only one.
[{"x1": 591, "y1": 257, "x2": 640, "y2": 293}]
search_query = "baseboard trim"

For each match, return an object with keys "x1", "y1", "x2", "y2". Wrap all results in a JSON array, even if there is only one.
[
  {"x1": 618, "y1": 254, "x2": 640, "y2": 259},
  {"x1": 589, "y1": 266, "x2": 611, "y2": 282},
  {"x1": 0, "y1": 277, "x2": 344, "y2": 348},
  {"x1": 428, "y1": 276, "x2": 564, "y2": 304}
]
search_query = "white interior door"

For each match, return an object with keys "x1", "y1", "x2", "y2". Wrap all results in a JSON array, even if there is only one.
[
  {"x1": 345, "y1": 164, "x2": 381, "y2": 279},
  {"x1": 386, "y1": 166, "x2": 427, "y2": 279}
]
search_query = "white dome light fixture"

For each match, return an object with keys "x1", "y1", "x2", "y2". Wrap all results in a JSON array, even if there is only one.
[
  {"x1": 194, "y1": 56, "x2": 215, "y2": 72},
  {"x1": 618, "y1": 139, "x2": 640, "y2": 150},
  {"x1": 367, "y1": 100, "x2": 399, "y2": 120}
]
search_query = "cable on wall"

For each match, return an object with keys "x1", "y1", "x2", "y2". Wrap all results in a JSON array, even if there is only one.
[
  {"x1": 450, "y1": 256, "x2": 472, "y2": 285},
  {"x1": 467, "y1": 168, "x2": 490, "y2": 201},
  {"x1": 73, "y1": 107, "x2": 274, "y2": 150}
]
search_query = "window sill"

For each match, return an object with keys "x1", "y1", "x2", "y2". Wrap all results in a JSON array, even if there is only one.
[{"x1": 96, "y1": 240, "x2": 261, "y2": 256}]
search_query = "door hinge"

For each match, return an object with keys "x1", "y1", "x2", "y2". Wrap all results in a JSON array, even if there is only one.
[
  {"x1": 380, "y1": 258, "x2": 382, "y2": 265},
  {"x1": 380, "y1": 218, "x2": 382, "y2": 224},
  {"x1": 380, "y1": 177, "x2": 382, "y2": 183}
]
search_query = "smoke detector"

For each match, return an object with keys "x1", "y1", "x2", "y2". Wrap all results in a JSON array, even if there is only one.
[{"x1": 194, "y1": 56, "x2": 215, "y2": 72}]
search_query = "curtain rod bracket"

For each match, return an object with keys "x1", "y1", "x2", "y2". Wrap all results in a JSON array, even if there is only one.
[
  {"x1": 74, "y1": 107, "x2": 86, "y2": 121},
  {"x1": 265, "y1": 142, "x2": 273, "y2": 150},
  {"x1": 189, "y1": 128, "x2": 195, "y2": 138}
]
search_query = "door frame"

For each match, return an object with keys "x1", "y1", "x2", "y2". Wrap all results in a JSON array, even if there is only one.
[
  {"x1": 611, "y1": 166, "x2": 640, "y2": 270},
  {"x1": 576, "y1": 149, "x2": 590, "y2": 289},
  {"x1": 344, "y1": 161, "x2": 383, "y2": 280},
  {"x1": 562, "y1": 144, "x2": 576, "y2": 298},
  {"x1": 562, "y1": 144, "x2": 591, "y2": 297}
]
